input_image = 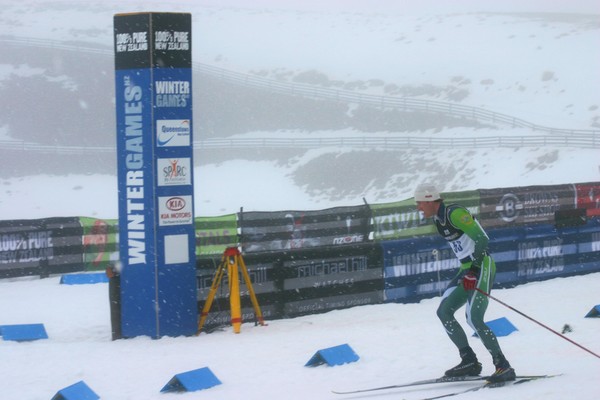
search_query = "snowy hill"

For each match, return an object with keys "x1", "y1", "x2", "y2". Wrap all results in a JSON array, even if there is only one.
[{"x1": 0, "y1": 1, "x2": 598, "y2": 219}]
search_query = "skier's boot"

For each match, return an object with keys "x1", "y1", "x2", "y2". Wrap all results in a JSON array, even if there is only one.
[
  {"x1": 487, "y1": 353, "x2": 516, "y2": 383},
  {"x1": 444, "y1": 347, "x2": 482, "y2": 377}
]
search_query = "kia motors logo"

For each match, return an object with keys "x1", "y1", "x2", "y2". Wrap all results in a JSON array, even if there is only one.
[
  {"x1": 158, "y1": 195, "x2": 193, "y2": 226},
  {"x1": 166, "y1": 197, "x2": 186, "y2": 211}
]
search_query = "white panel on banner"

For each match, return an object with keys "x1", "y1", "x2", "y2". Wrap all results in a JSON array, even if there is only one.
[{"x1": 165, "y1": 234, "x2": 190, "y2": 264}]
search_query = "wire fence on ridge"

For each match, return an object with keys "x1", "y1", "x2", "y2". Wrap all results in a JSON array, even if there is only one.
[
  {"x1": 1, "y1": 36, "x2": 599, "y2": 154},
  {"x1": 1, "y1": 134, "x2": 599, "y2": 154}
]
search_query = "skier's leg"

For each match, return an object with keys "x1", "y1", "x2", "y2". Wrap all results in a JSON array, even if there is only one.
[{"x1": 438, "y1": 277, "x2": 482, "y2": 376}]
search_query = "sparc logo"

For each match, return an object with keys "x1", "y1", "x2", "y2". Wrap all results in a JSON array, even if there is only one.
[
  {"x1": 157, "y1": 158, "x2": 191, "y2": 186},
  {"x1": 495, "y1": 193, "x2": 524, "y2": 222},
  {"x1": 156, "y1": 119, "x2": 191, "y2": 147}
]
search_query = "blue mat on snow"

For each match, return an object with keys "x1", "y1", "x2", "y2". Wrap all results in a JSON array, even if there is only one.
[{"x1": 60, "y1": 272, "x2": 108, "y2": 285}]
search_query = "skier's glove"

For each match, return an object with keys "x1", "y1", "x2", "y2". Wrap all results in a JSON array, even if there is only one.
[{"x1": 462, "y1": 270, "x2": 478, "y2": 291}]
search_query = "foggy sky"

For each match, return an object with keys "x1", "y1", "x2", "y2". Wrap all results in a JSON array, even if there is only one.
[{"x1": 192, "y1": 0, "x2": 600, "y2": 14}]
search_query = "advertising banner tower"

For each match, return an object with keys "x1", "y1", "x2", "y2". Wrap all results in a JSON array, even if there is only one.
[{"x1": 114, "y1": 13, "x2": 197, "y2": 338}]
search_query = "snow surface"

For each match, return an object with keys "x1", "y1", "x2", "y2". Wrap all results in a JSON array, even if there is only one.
[
  {"x1": 1, "y1": 272, "x2": 599, "y2": 400},
  {"x1": 0, "y1": 2, "x2": 600, "y2": 399}
]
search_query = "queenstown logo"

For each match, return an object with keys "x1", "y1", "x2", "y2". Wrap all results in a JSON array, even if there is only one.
[{"x1": 156, "y1": 119, "x2": 191, "y2": 147}]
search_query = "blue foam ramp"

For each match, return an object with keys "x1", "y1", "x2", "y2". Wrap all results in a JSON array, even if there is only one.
[
  {"x1": 584, "y1": 304, "x2": 600, "y2": 318},
  {"x1": 0, "y1": 323, "x2": 48, "y2": 341},
  {"x1": 60, "y1": 272, "x2": 108, "y2": 285},
  {"x1": 51, "y1": 380, "x2": 100, "y2": 400},
  {"x1": 305, "y1": 343, "x2": 360, "y2": 367},
  {"x1": 473, "y1": 317, "x2": 518, "y2": 337},
  {"x1": 161, "y1": 367, "x2": 222, "y2": 393}
]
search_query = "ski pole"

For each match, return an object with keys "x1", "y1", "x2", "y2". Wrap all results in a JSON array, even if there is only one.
[{"x1": 476, "y1": 288, "x2": 600, "y2": 359}]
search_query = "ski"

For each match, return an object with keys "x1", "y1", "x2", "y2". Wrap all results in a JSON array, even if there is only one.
[
  {"x1": 409, "y1": 374, "x2": 562, "y2": 400},
  {"x1": 331, "y1": 375, "x2": 485, "y2": 395},
  {"x1": 332, "y1": 374, "x2": 559, "y2": 395}
]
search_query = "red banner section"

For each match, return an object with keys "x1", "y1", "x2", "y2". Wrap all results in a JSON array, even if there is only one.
[{"x1": 575, "y1": 182, "x2": 600, "y2": 216}]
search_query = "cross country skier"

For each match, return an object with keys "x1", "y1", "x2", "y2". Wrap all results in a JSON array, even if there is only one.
[{"x1": 414, "y1": 183, "x2": 516, "y2": 383}]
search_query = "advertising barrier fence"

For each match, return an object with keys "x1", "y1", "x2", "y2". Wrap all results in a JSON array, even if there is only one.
[
  {"x1": 479, "y1": 184, "x2": 577, "y2": 227},
  {"x1": 0, "y1": 217, "x2": 83, "y2": 279},
  {"x1": 239, "y1": 205, "x2": 370, "y2": 253},
  {"x1": 382, "y1": 217, "x2": 600, "y2": 303},
  {"x1": 1, "y1": 182, "x2": 599, "y2": 328},
  {"x1": 279, "y1": 244, "x2": 383, "y2": 318},
  {"x1": 195, "y1": 243, "x2": 383, "y2": 330},
  {"x1": 196, "y1": 252, "x2": 280, "y2": 329}
]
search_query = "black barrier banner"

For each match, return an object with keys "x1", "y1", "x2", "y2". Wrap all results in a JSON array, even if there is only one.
[
  {"x1": 479, "y1": 184, "x2": 576, "y2": 227},
  {"x1": 0, "y1": 220, "x2": 51, "y2": 275},
  {"x1": 280, "y1": 244, "x2": 383, "y2": 317},
  {"x1": 0, "y1": 217, "x2": 83, "y2": 278},
  {"x1": 196, "y1": 257, "x2": 280, "y2": 329},
  {"x1": 370, "y1": 190, "x2": 479, "y2": 240},
  {"x1": 240, "y1": 205, "x2": 370, "y2": 253},
  {"x1": 196, "y1": 244, "x2": 384, "y2": 324}
]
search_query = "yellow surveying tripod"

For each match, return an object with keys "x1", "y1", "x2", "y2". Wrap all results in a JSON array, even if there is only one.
[{"x1": 197, "y1": 247, "x2": 265, "y2": 334}]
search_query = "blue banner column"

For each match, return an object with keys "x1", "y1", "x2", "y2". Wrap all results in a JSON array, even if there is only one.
[{"x1": 114, "y1": 13, "x2": 197, "y2": 338}]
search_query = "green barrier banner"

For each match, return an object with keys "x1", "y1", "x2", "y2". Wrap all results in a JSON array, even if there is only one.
[
  {"x1": 195, "y1": 214, "x2": 238, "y2": 256},
  {"x1": 80, "y1": 217, "x2": 118, "y2": 271}
]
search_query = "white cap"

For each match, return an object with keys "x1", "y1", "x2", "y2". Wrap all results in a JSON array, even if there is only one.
[{"x1": 414, "y1": 183, "x2": 441, "y2": 202}]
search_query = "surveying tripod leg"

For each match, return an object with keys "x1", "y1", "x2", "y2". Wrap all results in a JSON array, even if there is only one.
[
  {"x1": 197, "y1": 260, "x2": 226, "y2": 334},
  {"x1": 238, "y1": 255, "x2": 265, "y2": 326},
  {"x1": 228, "y1": 256, "x2": 243, "y2": 333}
]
